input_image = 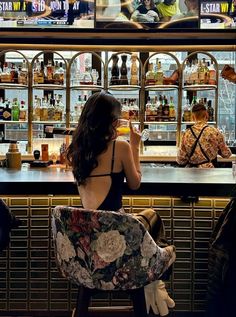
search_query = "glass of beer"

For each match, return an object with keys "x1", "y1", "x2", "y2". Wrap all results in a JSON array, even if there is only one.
[
  {"x1": 117, "y1": 119, "x2": 149, "y2": 141},
  {"x1": 117, "y1": 119, "x2": 130, "y2": 136}
]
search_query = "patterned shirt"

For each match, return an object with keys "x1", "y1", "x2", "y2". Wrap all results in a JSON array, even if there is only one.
[{"x1": 177, "y1": 122, "x2": 232, "y2": 168}]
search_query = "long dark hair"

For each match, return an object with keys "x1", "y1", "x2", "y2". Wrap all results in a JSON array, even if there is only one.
[{"x1": 67, "y1": 92, "x2": 121, "y2": 185}]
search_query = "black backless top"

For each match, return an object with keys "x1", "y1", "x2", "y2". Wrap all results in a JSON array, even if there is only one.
[{"x1": 88, "y1": 141, "x2": 125, "y2": 211}]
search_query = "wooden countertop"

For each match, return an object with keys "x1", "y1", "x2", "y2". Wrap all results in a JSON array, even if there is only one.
[{"x1": 0, "y1": 166, "x2": 235, "y2": 197}]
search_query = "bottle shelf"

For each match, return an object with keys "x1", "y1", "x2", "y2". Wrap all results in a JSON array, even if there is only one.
[
  {"x1": 70, "y1": 84, "x2": 104, "y2": 91},
  {"x1": 108, "y1": 85, "x2": 141, "y2": 91},
  {"x1": 0, "y1": 83, "x2": 28, "y2": 89},
  {"x1": 32, "y1": 84, "x2": 66, "y2": 90},
  {"x1": 144, "y1": 121, "x2": 178, "y2": 125},
  {"x1": 181, "y1": 121, "x2": 217, "y2": 125},
  {"x1": 0, "y1": 120, "x2": 28, "y2": 124},
  {"x1": 32, "y1": 121, "x2": 66, "y2": 124},
  {"x1": 145, "y1": 85, "x2": 179, "y2": 91},
  {"x1": 183, "y1": 84, "x2": 217, "y2": 91}
]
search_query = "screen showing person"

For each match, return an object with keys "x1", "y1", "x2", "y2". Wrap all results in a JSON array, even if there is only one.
[
  {"x1": 0, "y1": 0, "x2": 94, "y2": 28},
  {"x1": 200, "y1": 0, "x2": 236, "y2": 29},
  {"x1": 96, "y1": 0, "x2": 200, "y2": 29},
  {"x1": 131, "y1": 0, "x2": 160, "y2": 23}
]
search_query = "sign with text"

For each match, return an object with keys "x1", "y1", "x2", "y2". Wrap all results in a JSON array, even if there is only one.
[
  {"x1": 0, "y1": 0, "x2": 94, "y2": 28},
  {"x1": 200, "y1": 0, "x2": 236, "y2": 29}
]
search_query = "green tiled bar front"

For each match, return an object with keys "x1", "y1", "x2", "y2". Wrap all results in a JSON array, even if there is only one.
[{"x1": 0, "y1": 195, "x2": 230, "y2": 314}]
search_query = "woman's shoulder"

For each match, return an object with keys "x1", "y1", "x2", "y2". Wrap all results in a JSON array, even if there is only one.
[{"x1": 115, "y1": 139, "x2": 130, "y2": 149}]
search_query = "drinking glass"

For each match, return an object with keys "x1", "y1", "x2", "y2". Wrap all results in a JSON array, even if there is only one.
[{"x1": 117, "y1": 119, "x2": 149, "y2": 141}]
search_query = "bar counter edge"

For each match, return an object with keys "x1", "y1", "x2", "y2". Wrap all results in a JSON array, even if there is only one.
[{"x1": 0, "y1": 166, "x2": 235, "y2": 197}]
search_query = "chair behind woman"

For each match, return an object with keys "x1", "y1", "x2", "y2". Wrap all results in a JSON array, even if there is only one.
[{"x1": 52, "y1": 206, "x2": 176, "y2": 317}]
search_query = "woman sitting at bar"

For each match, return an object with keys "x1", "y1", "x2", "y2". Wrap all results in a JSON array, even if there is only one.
[
  {"x1": 177, "y1": 102, "x2": 232, "y2": 168},
  {"x1": 66, "y1": 91, "x2": 141, "y2": 212}
]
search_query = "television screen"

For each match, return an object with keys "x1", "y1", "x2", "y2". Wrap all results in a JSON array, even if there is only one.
[
  {"x1": 0, "y1": 0, "x2": 94, "y2": 28},
  {"x1": 95, "y1": 0, "x2": 199, "y2": 29},
  {"x1": 200, "y1": 0, "x2": 236, "y2": 29}
]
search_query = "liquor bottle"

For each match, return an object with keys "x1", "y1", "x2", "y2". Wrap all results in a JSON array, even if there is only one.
[
  {"x1": 162, "y1": 97, "x2": 169, "y2": 121},
  {"x1": 145, "y1": 63, "x2": 155, "y2": 86},
  {"x1": 47, "y1": 97, "x2": 55, "y2": 121},
  {"x1": 183, "y1": 96, "x2": 191, "y2": 122},
  {"x1": 130, "y1": 53, "x2": 139, "y2": 85},
  {"x1": 157, "y1": 95, "x2": 163, "y2": 121},
  {"x1": 145, "y1": 96, "x2": 152, "y2": 121},
  {"x1": 169, "y1": 96, "x2": 176, "y2": 121},
  {"x1": 1, "y1": 62, "x2": 11, "y2": 83},
  {"x1": 208, "y1": 60, "x2": 216, "y2": 85},
  {"x1": 19, "y1": 100, "x2": 27, "y2": 121},
  {"x1": 207, "y1": 100, "x2": 214, "y2": 122},
  {"x1": 33, "y1": 96, "x2": 41, "y2": 121},
  {"x1": 202, "y1": 58, "x2": 209, "y2": 84},
  {"x1": 191, "y1": 92, "x2": 197, "y2": 107},
  {"x1": 155, "y1": 61, "x2": 163, "y2": 85},
  {"x1": 37, "y1": 61, "x2": 45, "y2": 84},
  {"x1": 54, "y1": 61, "x2": 64, "y2": 85},
  {"x1": 2, "y1": 100, "x2": 12, "y2": 121},
  {"x1": 184, "y1": 59, "x2": 191, "y2": 85},
  {"x1": 81, "y1": 58, "x2": 93, "y2": 85},
  {"x1": 150, "y1": 96, "x2": 157, "y2": 122},
  {"x1": 0, "y1": 97, "x2": 4, "y2": 120},
  {"x1": 18, "y1": 59, "x2": 28, "y2": 85},
  {"x1": 53, "y1": 99, "x2": 63, "y2": 121},
  {"x1": 132, "y1": 98, "x2": 139, "y2": 121},
  {"x1": 110, "y1": 54, "x2": 120, "y2": 85},
  {"x1": 189, "y1": 59, "x2": 198, "y2": 85},
  {"x1": 121, "y1": 98, "x2": 129, "y2": 120},
  {"x1": 12, "y1": 98, "x2": 20, "y2": 121},
  {"x1": 198, "y1": 60, "x2": 205, "y2": 84},
  {"x1": 10, "y1": 63, "x2": 18, "y2": 84},
  {"x1": 40, "y1": 97, "x2": 48, "y2": 121},
  {"x1": 46, "y1": 59, "x2": 54, "y2": 84},
  {"x1": 119, "y1": 54, "x2": 128, "y2": 85},
  {"x1": 33, "y1": 58, "x2": 40, "y2": 84}
]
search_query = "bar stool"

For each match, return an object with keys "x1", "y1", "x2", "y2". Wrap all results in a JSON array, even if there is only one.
[{"x1": 52, "y1": 206, "x2": 175, "y2": 317}]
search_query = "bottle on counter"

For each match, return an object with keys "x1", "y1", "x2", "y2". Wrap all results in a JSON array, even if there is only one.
[{"x1": 6, "y1": 142, "x2": 21, "y2": 169}]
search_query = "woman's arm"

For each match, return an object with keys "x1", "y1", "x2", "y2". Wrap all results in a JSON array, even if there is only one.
[
  {"x1": 121, "y1": 141, "x2": 141, "y2": 190},
  {"x1": 120, "y1": 122, "x2": 142, "y2": 190}
]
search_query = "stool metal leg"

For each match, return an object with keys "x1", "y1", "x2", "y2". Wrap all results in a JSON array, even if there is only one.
[
  {"x1": 129, "y1": 287, "x2": 148, "y2": 317},
  {"x1": 75, "y1": 286, "x2": 92, "y2": 317}
]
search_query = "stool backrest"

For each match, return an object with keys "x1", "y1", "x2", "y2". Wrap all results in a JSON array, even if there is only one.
[{"x1": 52, "y1": 206, "x2": 174, "y2": 291}]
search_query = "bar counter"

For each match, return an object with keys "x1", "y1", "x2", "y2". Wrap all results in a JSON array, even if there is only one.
[{"x1": 0, "y1": 166, "x2": 235, "y2": 197}]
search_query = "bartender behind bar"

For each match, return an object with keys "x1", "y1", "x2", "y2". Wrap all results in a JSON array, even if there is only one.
[{"x1": 177, "y1": 103, "x2": 232, "y2": 168}]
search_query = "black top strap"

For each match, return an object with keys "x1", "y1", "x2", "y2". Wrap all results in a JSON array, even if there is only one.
[
  {"x1": 110, "y1": 140, "x2": 116, "y2": 173},
  {"x1": 188, "y1": 125, "x2": 210, "y2": 162}
]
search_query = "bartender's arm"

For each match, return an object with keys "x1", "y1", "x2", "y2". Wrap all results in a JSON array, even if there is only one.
[{"x1": 217, "y1": 130, "x2": 232, "y2": 158}]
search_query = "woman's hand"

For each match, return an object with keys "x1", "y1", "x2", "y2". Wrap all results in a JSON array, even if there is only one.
[{"x1": 129, "y1": 121, "x2": 141, "y2": 148}]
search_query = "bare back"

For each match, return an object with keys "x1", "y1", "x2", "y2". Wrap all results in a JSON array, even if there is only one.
[{"x1": 79, "y1": 139, "x2": 141, "y2": 210}]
